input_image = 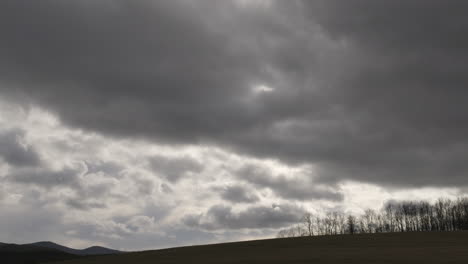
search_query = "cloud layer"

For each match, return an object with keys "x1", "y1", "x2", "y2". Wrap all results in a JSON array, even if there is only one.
[{"x1": 2, "y1": 1, "x2": 468, "y2": 188}]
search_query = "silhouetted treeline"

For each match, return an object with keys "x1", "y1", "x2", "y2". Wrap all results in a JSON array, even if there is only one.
[{"x1": 277, "y1": 197, "x2": 468, "y2": 238}]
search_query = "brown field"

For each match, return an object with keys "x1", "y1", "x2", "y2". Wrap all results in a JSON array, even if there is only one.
[{"x1": 55, "y1": 231, "x2": 468, "y2": 264}]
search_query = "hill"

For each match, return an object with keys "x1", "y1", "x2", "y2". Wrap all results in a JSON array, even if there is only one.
[
  {"x1": 27, "y1": 241, "x2": 121, "y2": 256},
  {"x1": 56, "y1": 231, "x2": 468, "y2": 264},
  {"x1": 0, "y1": 243, "x2": 78, "y2": 264},
  {"x1": 78, "y1": 246, "x2": 121, "y2": 256},
  {"x1": 0, "y1": 241, "x2": 121, "y2": 264}
]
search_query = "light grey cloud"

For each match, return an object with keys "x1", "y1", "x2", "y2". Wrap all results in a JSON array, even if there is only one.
[
  {"x1": 7, "y1": 165, "x2": 83, "y2": 189},
  {"x1": 0, "y1": 195, "x2": 65, "y2": 244},
  {"x1": 217, "y1": 185, "x2": 259, "y2": 203},
  {"x1": 237, "y1": 165, "x2": 343, "y2": 201},
  {"x1": 65, "y1": 199, "x2": 107, "y2": 211},
  {"x1": 69, "y1": 219, "x2": 134, "y2": 241},
  {"x1": 160, "y1": 183, "x2": 173, "y2": 194},
  {"x1": 75, "y1": 180, "x2": 115, "y2": 200},
  {"x1": 148, "y1": 155, "x2": 203, "y2": 183},
  {"x1": 132, "y1": 177, "x2": 155, "y2": 196},
  {"x1": 0, "y1": 129, "x2": 40, "y2": 167},
  {"x1": 68, "y1": 220, "x2": 220, "y2": 251},
  {"x1": 183, "y1": 203, "x2": 305, "y2": 230},
  {"x1": 85, "y1": 161, "x2": 123, "y2": 178},
  {"x1": 219, "y1": 185, "x2": 260, "y2": 203}
]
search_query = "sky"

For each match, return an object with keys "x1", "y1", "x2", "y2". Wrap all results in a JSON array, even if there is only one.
[{"x1": 0, "y1": 0, "x2": 467, "y2": 250}]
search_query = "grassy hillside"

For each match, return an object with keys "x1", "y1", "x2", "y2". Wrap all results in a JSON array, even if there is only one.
[{"x1": 56, "y1": 231, "x2": 468, "y2": 264}]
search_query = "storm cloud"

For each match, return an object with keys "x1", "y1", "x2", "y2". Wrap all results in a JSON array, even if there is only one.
[{"x1": 1, "y1": 0, "x2": 467, "y2": 188}]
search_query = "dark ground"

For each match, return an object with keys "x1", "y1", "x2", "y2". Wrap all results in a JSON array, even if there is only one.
[{"x1": 54, "y1": 231, "x2": 468, "y2": 264}]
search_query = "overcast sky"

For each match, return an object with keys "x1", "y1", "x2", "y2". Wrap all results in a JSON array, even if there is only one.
[{"x1": 1, "y1": 0, "x2": 467, "y2": 250}]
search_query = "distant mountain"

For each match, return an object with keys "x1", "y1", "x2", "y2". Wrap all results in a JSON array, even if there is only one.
[{"x1": 28, "y1": 241, "x2": 122, "y2": 256}]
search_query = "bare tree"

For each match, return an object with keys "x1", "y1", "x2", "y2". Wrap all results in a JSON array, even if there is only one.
[
  {"x1": 336, "y1": 212, "x2": 346, "y2": 234},
  {"x1": 347, "y1": 215, "x2": 357, "y2": 235},
  {"x1": 301, "y1": 213, "x2": 314, "y2": 236},
  {"x1": 315, "y1": 216, "x2": 324, "y2": 236},
  {"x1": 362, "y1": 209, "x2": 377, "y2": 233},
  {"x1": 383, "y1": 202, "x2": 396, "y2": 232}
]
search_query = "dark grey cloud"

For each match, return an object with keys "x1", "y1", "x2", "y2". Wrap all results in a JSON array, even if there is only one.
[
  {"x1": 148, "y1": 155, "x2": 203, "y2": 183},
  {"x1": 217, "y1": 185, "x2": 259, "y2": 203},
  {"x1": 0, "y1": 129, "x2": 40, "y2": 167},
  {"x1": 183, "y1": 203, "x2": 305, "y2": 230},
  {"x1": 293, "y1": 0, "x2": 468, "y2": 187},
  {"x1": 0, "y1": 0, "x2": 265, "y2": 142},
  {"x1": 0, "y1": 0, "x2": 468, "y2": 189}
]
